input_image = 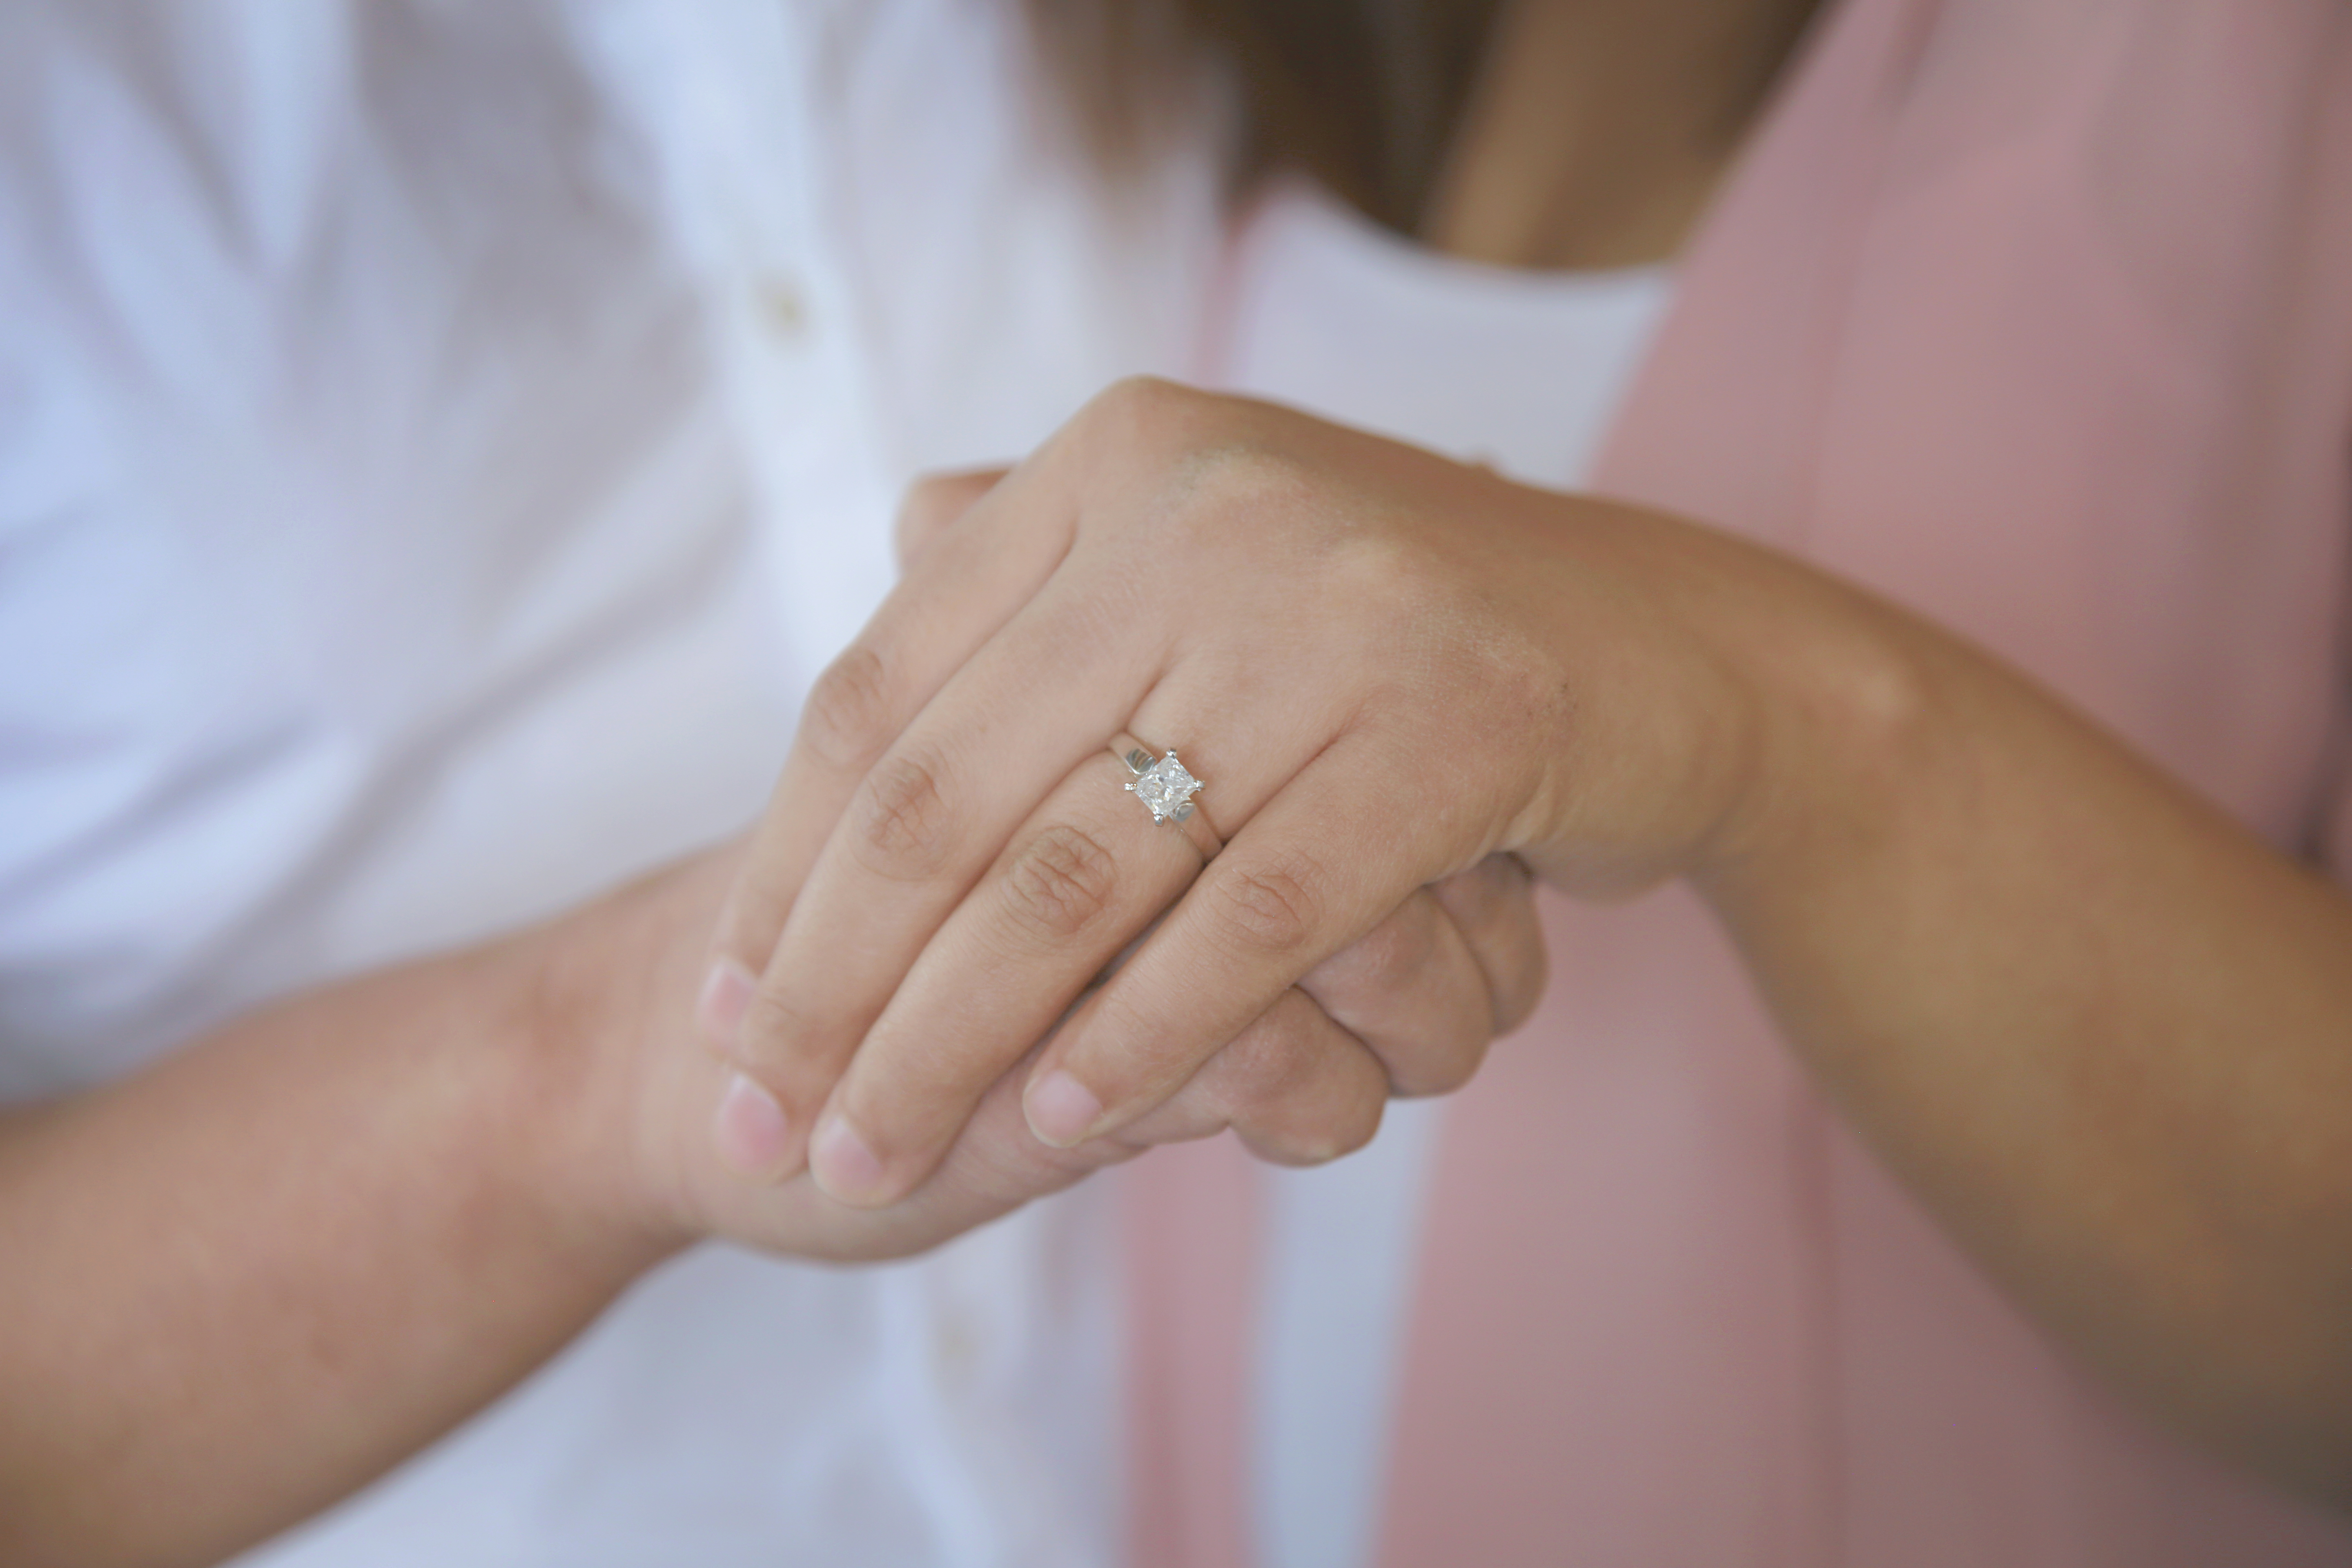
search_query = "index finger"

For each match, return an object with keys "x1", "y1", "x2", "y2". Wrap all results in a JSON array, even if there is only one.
[
  {"x1": 893, "y1": 468, "x2": 1007, "y2": 572},
  {"x1": 697, "y1": 459, "x2": 1076, "y2": 1069}
]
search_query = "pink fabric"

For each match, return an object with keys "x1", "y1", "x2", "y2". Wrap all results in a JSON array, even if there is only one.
[
  {"x1": 1128, "y1": 0, "x2": 2352, "y2": 1562},
  {"x1": 1123, "y1": 1134, "x2": 1263, "y2": 1568}
]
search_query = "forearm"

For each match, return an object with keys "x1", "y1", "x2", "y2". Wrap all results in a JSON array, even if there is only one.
[
  {"x1": 1697, "y1": 565, "x2": 2352, "y2": 1499},
  {"x1": 0, "y1": 912, "x2": 675, "y2": 1567}
]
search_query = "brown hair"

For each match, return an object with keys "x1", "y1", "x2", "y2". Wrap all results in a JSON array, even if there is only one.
[{"x1": 1026, "y1": 0, "x2": 1506, "y2": 233}]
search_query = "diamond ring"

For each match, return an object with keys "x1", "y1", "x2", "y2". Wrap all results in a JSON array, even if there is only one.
[{"x1": 1110, "y1": 733, "x2": 1221, "y2": 860}]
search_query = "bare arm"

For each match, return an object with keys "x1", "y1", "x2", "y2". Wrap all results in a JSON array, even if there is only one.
[
  {"x1": 0, "y1": 844, "x2": 1093, "y2": 1566},
  {"x1": 704, "y1": 380, "x2": 2352, "y2": 1504},
  {"x1": 1692, "y1": 548, "x2": 2352, "y2": 1503},
  {"x1": 0, "y1": 857, "x2": 698, "y2": 1568},
  {"x1": 0, "y1": 792, "x2": 1537, "y2": 1565}
]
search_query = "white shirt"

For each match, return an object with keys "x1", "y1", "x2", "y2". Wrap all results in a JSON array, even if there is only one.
[{"x1": 0, "y1": 5, "x2": 1662, "y2": 1564}]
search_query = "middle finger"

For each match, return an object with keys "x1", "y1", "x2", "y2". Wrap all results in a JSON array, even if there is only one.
[
  {"x1": 804, "y1": 742, "x2": 1216, "y2": 1203},
  {"x1": 728, "y1": 560, "x2": 1167, "y2": 1172}
]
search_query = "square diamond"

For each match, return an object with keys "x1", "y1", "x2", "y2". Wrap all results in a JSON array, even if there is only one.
[{"x1": 1132, "y1": 752, "x2": 1200, "y2": 822}]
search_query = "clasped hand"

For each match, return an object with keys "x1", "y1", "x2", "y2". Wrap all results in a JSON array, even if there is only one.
[{"x1": 695, "y1": 379, "x2": 1766, "y2": 1209}]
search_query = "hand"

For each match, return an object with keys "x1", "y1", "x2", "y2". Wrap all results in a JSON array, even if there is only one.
[
  {"x1": 700, "y1": 380, "x2": 1751, "y2": 1206},
  {"x1": 701, "y1": 459, "x2": 1547, "y2": 1201},
  {"x1": 579, "y1": 834, "x2": 1537, "y2": 1261},
  {"x1": 636, "y1": 382, "x2": 2352, "y2": 1501}
]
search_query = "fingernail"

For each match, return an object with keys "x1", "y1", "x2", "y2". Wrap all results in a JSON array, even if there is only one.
[
  {"x1": 697, "y1": 957, "x2": 757, "y2": 1054},
  {"x1": 1025, "y1": 1069, "x2": 1105, "y2": 1149},
  {"x1": 712, "y1": 1072, "x2": 791, "y2": 1178},
  {"x1": 810, "y1": 1113, "x2": 888, "y2": 1204}
]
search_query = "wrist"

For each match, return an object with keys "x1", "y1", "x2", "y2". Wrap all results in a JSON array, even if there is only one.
[
  {"x1": 1507, "y1": 500, "x2": 1817, "y2": 896},
  {"x1": 498, "y1": 864, "x2": 724, "y2": 1276},
  {"x1": 1686, "y1": 546, "x2": 1951, "y2": 900}
]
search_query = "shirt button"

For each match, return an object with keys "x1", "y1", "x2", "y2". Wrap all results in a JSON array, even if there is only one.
[
  {"x1": 755, "y1": 274, "x2": 810, "y2": 339},
  {"x1": 935, "y1": 1314, "x2": 982, "y2": 1384}
]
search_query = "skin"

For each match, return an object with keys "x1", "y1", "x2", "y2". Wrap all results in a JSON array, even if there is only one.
[
  {"x1": 0, "y1": 476, "x2": 1541, "y2": 1568},
  {"x1": 16, "y1": 0, "x2": 2343, "y2": 1563},
  {"x1": 1423, "y1": 0, "x2": 1826, "y2": 267},
  {"x1": 710, "y1": 383, "x2": 2352, "y2": 1502},
  {"x1": 0, "y1": 1, "x2": 1755, "y2": 1560}
]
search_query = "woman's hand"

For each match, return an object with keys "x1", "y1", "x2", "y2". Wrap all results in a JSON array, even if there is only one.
[
  {"x1": 688, "y1": 377, "x2": 2352, "y2": 1502},
  {"x1": 699, "y1": 379, "x2": 1760, "y2": 1206}
]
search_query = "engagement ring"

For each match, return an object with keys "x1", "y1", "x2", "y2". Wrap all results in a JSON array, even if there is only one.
[{"x1": 1110, "y1": 733, "x2": 1221, "y2": 860}]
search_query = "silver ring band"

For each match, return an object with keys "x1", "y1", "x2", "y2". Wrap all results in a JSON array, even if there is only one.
[{"x1": 1109, "y1": 732, "x2": 1221, "y2": 861}]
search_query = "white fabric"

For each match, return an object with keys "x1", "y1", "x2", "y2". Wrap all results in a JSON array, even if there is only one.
[
  {"x1": 0, "y1": 5, "x2": 1176, "y2": 1564},
  {"x1": 0, "y1": 5, "x2": 1665, "y2": 1565},
  {"x1": 1211, "y1": 183, "x2": 1671, "y2": 1568}
]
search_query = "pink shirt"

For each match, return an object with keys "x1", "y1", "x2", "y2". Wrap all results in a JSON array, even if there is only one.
[{"x1": 1129, "y1": 0, "x2": 2352, "y2": 1562}]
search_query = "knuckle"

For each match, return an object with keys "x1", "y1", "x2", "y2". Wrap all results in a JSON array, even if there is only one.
[
  {"x1": 891, "y1": 491, "x2": 950, "y2": 566},
  {"x1": 802, "y1": 645, "x2": 896, "y2": 770},
  {"x1": 1492, "y1": 931, "x2": 1550, "y2": 1035},
  {"x1": 1227, "y1": 1025, "x2": 1385, "y2": 1167},
  {"x1": 894, "y1": 469, "x2": 996, "y2": 562},
  {"x1": 851, "y1": 751, "x2": 960, "y2": 880},
  {"x1": 1204, "y1": 853, "x2": 1326, "y2": 957},
  {"x1": 1221, "y1": 1009, "x2": 1316, "y2": 1106},
  {"x1": 1001, "y1": 823, "x2": 1121, "y2": 944},
  {"x1": 1185, "y1": 434, "x2": 1294, "y2": 495},
  {"x1": 1071, "y1": 383, "x2": 1324, "y2": 563},
  {"x1": 1293, "y1": 1095, "x2": 1383, "y2": 1165},
  {"x1": 1166, "y1": 441, "x2": 1311, "y2": 547},
  {"x1": 1383, "y1": 1029, "x2": 1487, "y2": 1098},
  {"x1": 1086, "y1": 374, "x2": 1198, "y2": 441},
  {"x1": 898, "y1": 471, "x2": 969, "y2": 526},
  {"x1": 1116, "y1": 1080, "x2": 1229, "y2": 1151},
  {"x1": 1331, "y1": 527, "x2": 1427, "y2": 602},
  {"x1": 1430, "y1": 857, "x2": 1510, "y2": 932},
  {"x1": 740, "y1": 982, "x2": 824, "y2": 1078},
  {"x1": 951, "y1": 1111, "x2": 1100, "y2": 1203},
  {"x1": 1314, "y1": 904, "x2": 1438, "y2": 1002},
  {"x1": 1074, "y1": 378, "x2": 1237, "y2": 496}
]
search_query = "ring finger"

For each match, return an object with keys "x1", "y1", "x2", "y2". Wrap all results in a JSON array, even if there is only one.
[{"x1": 806, "y1": 743, "x2": 1220, "y2": 1204}]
